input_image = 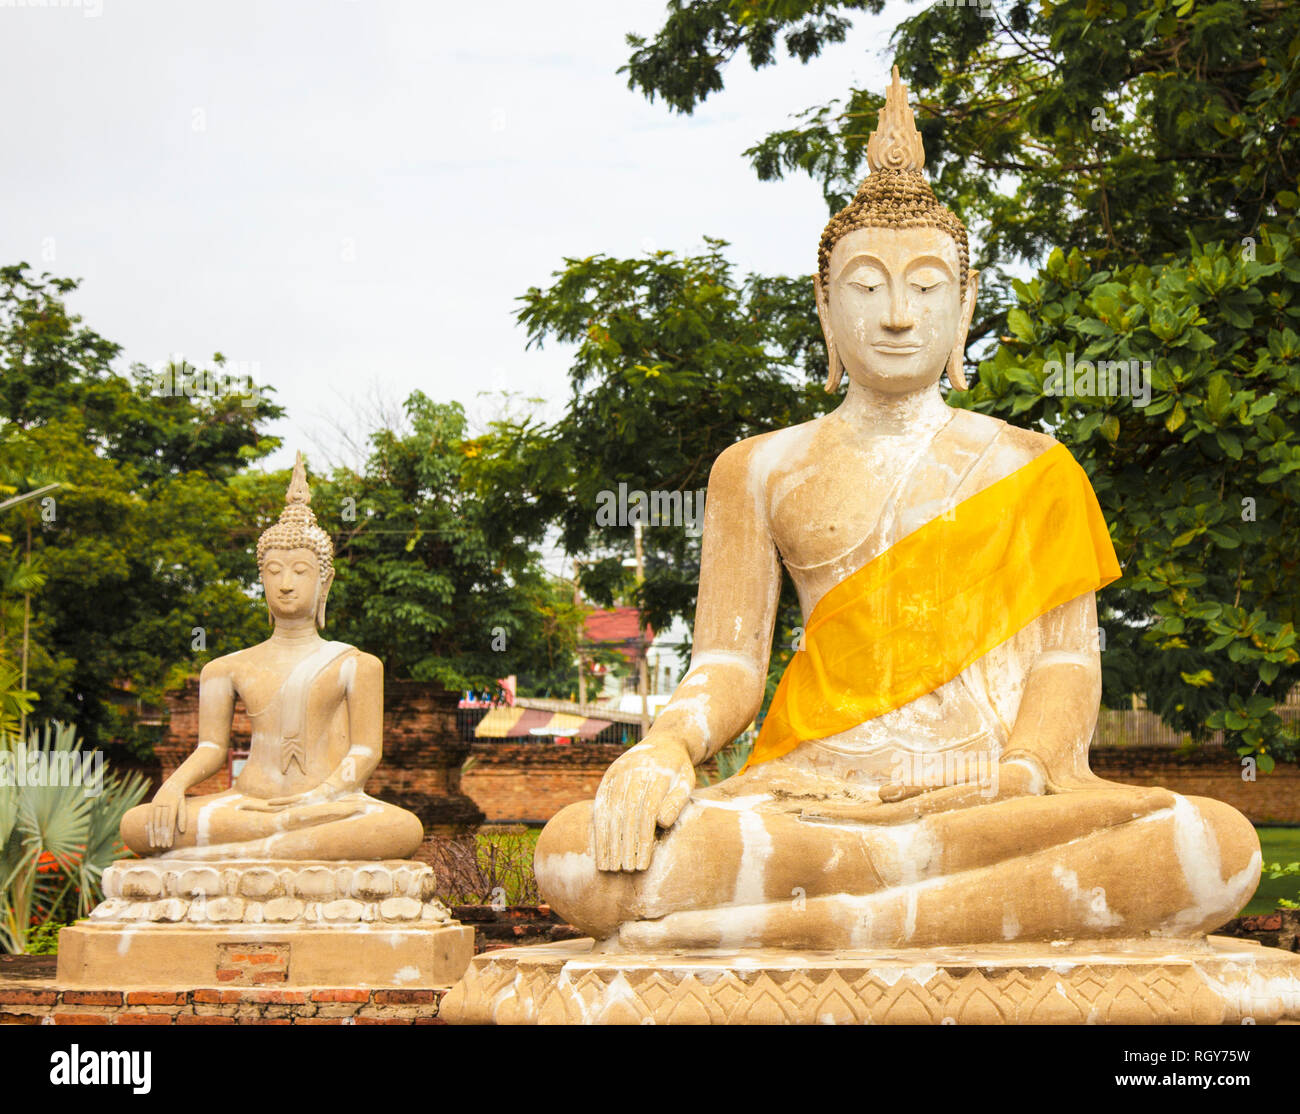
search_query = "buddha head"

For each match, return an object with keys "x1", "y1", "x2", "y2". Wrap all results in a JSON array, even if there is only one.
[
  {"x1": 815, "y1": 66, "x2": 979, "y2": 394},
  {"x1": 256, "y1": 452, "x2": 334, "y2": 628}
]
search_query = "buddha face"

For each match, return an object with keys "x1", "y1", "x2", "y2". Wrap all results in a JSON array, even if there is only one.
[
  {"x1": 261, "y1": 548, "x2": 329, "y2": 625},
  {"x1": 818, "y1": 225, "x2": 978, "y2": 394}
]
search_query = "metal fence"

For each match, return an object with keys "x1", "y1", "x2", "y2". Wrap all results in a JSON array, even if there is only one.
[{"x1": 1092, "y1": 690, "x2": 1300, "y2": 750}]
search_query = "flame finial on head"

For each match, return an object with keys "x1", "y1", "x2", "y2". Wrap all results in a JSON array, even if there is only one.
[
  {"x1": 865, "y1": 66, "x2": 926, "y2": 174},
  {"x1": 285, "y1": 451, "x2": 312, "y2": 507}
]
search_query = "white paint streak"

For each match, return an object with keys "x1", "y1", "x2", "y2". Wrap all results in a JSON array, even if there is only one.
[{"x1": 1050, "y1": 864, "x2": 1123, "y2": 930}]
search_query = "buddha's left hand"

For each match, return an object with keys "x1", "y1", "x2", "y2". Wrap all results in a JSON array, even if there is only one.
[
  {"x1": 820, "y1": 756, "x2": 1049, "y2": 825},
  {"x1": 238, "y1": 785, "x2": 344, "y2": 812}
]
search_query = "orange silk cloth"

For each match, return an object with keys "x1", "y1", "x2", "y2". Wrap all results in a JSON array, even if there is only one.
[{"x1": 744, "y1": 442, "x2": 1121, "y2": 771}]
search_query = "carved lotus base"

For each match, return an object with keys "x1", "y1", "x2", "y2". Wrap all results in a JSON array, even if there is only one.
[
  {"x1": 439, "y1": 936, "x2": 1300, "y2": 1025},
  {"x1": 87, "y1": 858, "x2": 452, "y2": 926},
  {"x1": 57, "y1": 859, "x2": 472, "y2": 988}
]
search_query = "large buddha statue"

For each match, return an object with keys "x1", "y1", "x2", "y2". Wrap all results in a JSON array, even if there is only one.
[
  {"x1": 531, "y1": 70, "x2": 1263, "y2": 955},
  {"x1": 120, "y1": 454, "x2": 423, "y2": 861}
]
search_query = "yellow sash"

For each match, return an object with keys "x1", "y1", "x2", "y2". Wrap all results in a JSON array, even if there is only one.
[{"x1": 743, "y1": 442, "x2": 1121, "y2": 770}]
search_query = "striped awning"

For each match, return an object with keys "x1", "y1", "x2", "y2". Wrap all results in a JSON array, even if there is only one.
[{"x1": 473, "y1": 706, "x2": 613, "y2": 740}]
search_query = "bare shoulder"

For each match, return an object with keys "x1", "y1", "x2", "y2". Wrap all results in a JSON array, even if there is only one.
[
  {"x1": 350, "y1": 649, "x2": 383, "y2": 674},
  {"x1": 198, "y1": 648, "x2": 248, "y2": 683},
  {"x1": 710, "y1": 417, "x2": 828, "y2": 491},
  {"x1": 955, "y1": 409, "x2": 1061, "y2": 467},
  {"x1": 343, "y1": 649, "x2": 383, "y2": 688}
]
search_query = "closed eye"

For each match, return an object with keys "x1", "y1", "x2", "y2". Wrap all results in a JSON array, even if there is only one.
[{"x1": 849, "y1": 281, "x2": 882, "y2": 293}]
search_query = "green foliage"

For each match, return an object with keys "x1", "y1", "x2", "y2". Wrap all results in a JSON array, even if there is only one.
[
  {"x1": 0, "y1": 265, "x2": 283, "y2": 747},
  {"x1": 1266, "y1": 861, "x2": 1300, "y2": 910},
  {"x1": 316, "y1": 392, "x2": 586, "y2": 694},
  {"x1": 622, "y1": 1, "x2": 883, "y2": 115},
  {"x1": 428, "y1": 826, "x2": 540, "y2": 906},
  {"x1": 612, "y1": 2, "x2": 1300, "y2": 760},
  {"x1": 0, "y1": 658, "x2": 36, "y2": 741},
  {"x1": 624, "y1": 1, "x2": 1300, "y2": 344},
  {"x1": 471, "y1": 242, "x2": 828, "y2": 639},
  {"x1": 949, "y1": 219, "x2": 1300, "y2": 761},
  {"x1": 23, "y1": 918, "x2": 67, "y2": 955},
  {"x1": 0, "y1": 721, "x2": 148, "y2": 954},
  {"x1": 698, "y1": 735, "x2": 755, "y2": 787}
]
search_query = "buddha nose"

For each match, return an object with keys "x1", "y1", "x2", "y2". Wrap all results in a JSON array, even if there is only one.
[{"x1": 884, "y1": 283, "x2": 915, "y2": 330}]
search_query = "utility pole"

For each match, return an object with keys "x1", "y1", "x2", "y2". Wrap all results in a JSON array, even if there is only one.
[
  {"x1": 0, "y1": 482, "x2": 60, "y2": 742},
  {"x1": 573, "y1": 558, "x2": 587, "y2": 706},
  {"x1": 633, "y1": 521, "x2": 649, "y2": 737}
]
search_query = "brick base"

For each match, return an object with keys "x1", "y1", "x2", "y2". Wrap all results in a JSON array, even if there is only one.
[{"x1": 0, "y1": 984, "x2": 448, "y2": 1025}]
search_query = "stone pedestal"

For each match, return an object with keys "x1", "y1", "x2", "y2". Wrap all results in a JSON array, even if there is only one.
[
  {"x1": 440, "y1": 936, "x2": 1300, "y2": 1024},
  {"x1": 58, "y1": 859, "x2": 473, "y2": 989}
]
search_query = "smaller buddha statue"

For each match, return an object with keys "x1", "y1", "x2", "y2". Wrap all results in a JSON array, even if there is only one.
[{"x1": 120, "y1": 454, "x2": 423, "y2": 862}]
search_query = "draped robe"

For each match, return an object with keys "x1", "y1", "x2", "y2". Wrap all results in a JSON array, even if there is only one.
[{"x1": 727, "y1": 412, "x2": 1119, "y2": 797}]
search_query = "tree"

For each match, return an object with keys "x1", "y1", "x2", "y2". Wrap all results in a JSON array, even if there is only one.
[
  {"x1": 0, "y1": 265, "x2": 284, "y2": 749},
  {"x1": 473, "y1": 1, "x2": 1300, "y2": 757},
  {"x1": 316, "y1": 391, "x2": 588, "y2": 696},
  {"x1": 470, "y1": 241, "x2": 825, "y2": 633},
  {"x1": 624, "y1": 0, "x2": 1300, "y2": 345}
]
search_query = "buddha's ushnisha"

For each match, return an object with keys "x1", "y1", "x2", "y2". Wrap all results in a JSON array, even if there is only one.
[{"x1": 532, "y1": 68, "x2": 1260, "y2": 952}]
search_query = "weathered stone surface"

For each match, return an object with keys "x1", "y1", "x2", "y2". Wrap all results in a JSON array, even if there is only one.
[
  {"x1": 441, "y1": 937, "x2": 1300, "y2": 1025},
  {"x1": 238, "y1": 868, "x2": 283, "y2": 899},
  {"x1": 56, "y1": 921, "x2": 474, "y2": 989},
  {"x1": 90, "y1": 860, "x2": 451, "y2": 926}
]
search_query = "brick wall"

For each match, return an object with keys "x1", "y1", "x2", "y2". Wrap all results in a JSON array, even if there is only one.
[
  {"x1": 460, "y1": 740, "x2": 1298, "y2": 826},
  {"x1": 1090, "y1": 747, "x2": 1300, "y2": 824},
  {"x1": 159, "y1": 675, "x2": 1298, "y2": 828},
  {"x1": 0, "y1": 983, "x2": 448, "y2": 1025},
  {"x1": 461, "y1": 742, "x2": 626, "y2": 824}
]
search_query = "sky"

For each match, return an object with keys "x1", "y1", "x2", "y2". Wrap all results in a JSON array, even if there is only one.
[{"x1": 1, "y1": 0, "x2": 914, "y2": 471}]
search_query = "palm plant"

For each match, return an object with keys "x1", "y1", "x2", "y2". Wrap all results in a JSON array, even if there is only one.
[
  {"x1": 0, "y1": 721, "x2": 148, "y2": 953},
  {"x1": 696, "y1": 735, "x2": 754, "y2": 787},
  {"x1": 0, "y1": 657, "x2": 34, "y2": 740}
]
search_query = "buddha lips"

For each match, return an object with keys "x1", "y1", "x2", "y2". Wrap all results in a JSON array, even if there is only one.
[{"x1": 745, "y1": 443, "x2": 1122, "y2": 770}]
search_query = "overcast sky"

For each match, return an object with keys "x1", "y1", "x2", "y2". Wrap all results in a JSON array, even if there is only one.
[{"x1": 2, "y1": 0, "x2": 915, "y2": 471}]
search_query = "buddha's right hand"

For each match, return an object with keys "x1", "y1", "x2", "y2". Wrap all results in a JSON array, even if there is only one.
[
  {"x1": 145, "y1": 785, "x2": 188, "y2": 850},
  {"x1": 593, "y1": 738, "x2": 697, "y2": 872}
]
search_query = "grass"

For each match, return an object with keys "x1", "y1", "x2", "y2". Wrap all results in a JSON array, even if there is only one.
[{"x1": 1243, "y1": 826, "x2": 1300, "y2": 916}]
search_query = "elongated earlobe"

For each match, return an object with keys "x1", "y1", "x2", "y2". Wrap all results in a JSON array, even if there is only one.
[
  {"x1": 948, "y1": 270, "x2": 980, "y2": 392},
  {"x1": 814, "y1": 274, "x2": 845, "y2": 392},
  {"x1": 947, "y1": 346, "x2": 968, "y2": 392},
  {"x1": 315, "y1": 571, "x2": 334, "y2": 629}
]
